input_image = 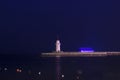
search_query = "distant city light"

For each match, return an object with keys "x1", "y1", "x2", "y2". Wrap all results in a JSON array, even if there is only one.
[
  {"x1": 38, "y1": 72, "x2": 41, "y2": 75},
  {"x1": 16, "y1": 68, "x2": 22, "y2": 72},
  {"x1": 4, "y1": 68, "x2": 8, "y2": 71},
  {"x1": 61, "y1": 74, "x2": 64, "y2": 78},
  {"x1": 79, "y1": 47, "x2": 94, "y2": 52}
]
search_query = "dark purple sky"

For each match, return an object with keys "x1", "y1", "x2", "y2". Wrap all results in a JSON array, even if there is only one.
[{"x1": 0, "y1": 0, "x2": 120, "y2": 54}]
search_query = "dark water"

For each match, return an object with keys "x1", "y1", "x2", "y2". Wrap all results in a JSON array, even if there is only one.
[{"x1": 0, "y1": 55, "x2": 120, "y2": 80}]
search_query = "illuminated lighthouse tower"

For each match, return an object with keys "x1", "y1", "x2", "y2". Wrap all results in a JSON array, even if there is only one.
[{"x1": 56, "y1": 39, "x2": 61, "y2": 52}]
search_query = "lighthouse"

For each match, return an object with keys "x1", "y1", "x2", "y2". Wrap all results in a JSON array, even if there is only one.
[
  {"x1": 56, "y1": 40, "x2": 61, "y2": 52},
  {"x1": 42, "y1": 39, "x2": 120, "y2": 57}
]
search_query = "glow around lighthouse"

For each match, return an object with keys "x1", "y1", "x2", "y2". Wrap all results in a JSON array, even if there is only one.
[{"x1": 56, "y1": 40, "x2": 61, "y2": 52}]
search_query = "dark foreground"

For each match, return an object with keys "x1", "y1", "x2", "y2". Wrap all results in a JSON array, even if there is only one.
[{"x1": 0, "y1": 54, "x2": 120, "y2": 80}]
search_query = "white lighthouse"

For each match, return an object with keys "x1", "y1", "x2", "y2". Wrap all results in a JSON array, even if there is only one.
[{"x1": 56, "y1": 39, "x2": 61, "y2": 52}]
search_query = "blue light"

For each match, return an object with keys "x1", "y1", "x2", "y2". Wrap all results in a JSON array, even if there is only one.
[{"x1": 79, "y1": 47, "x2": 94, "y2": 52}]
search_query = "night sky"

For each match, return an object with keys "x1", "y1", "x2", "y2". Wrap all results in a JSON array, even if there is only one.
[{"x1": 0, "y1": 0, "x2": 120, "y2": 54}]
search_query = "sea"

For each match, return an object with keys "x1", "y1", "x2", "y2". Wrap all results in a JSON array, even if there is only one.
[{"x1": 0, "y1": 54, "x2": 120, "y2": 80}]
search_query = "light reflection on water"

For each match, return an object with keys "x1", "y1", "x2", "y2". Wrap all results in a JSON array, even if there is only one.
[
  {"x1": 54, "y1": 57, "x2": 104, "y2": 80},
  {"x1": 0, "y1": 56, "x2": 120, "y2": 80},
  {"x1": 56, "y1": 57, "x2": 61, "y2": 80}
]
